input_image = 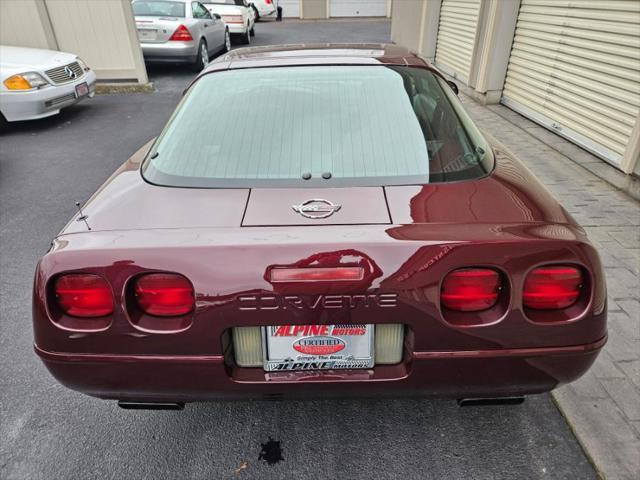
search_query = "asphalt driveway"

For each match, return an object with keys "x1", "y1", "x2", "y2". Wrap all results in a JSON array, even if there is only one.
[{"x1": 0, "y1": 19, "x2": 596, "y2": 480}]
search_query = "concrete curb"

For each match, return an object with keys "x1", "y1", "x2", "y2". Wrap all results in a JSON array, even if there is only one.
[
  {"x1": 551, "y1": 393, "x2": 605, "y2": 480},
  {"x1": 95, "y1": 83, "x2": 154, "y2": 94}
]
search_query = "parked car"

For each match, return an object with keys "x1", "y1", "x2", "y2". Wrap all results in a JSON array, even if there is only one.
[
  {"x1": 33, "y1": 44, "x2": 606, "y2": 409},
  {"x1": 0, "y1": 45, "x2": 96, "y2": 125},
  {"x1": 132, "y1": 0, "x2": 230, "y2": 70},
  {"x1": 203, "y1": 0, "x2": 255, "y2": 45},
  {"x1": 249, "y1": 0, "x2": 276, "y2": 20}
]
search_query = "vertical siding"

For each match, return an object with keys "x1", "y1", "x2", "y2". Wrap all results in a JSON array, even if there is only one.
[
  {"x1": 43, "y1": 0, "x2": 146, "y2": 81},
  {"x1": 0, "y1": 0, "x2": 55, "y2": 50}
]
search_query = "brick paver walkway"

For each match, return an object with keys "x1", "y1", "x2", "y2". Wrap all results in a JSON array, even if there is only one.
[{"x1": 460, "y1": 94, "x2": 640, "y2": 479}]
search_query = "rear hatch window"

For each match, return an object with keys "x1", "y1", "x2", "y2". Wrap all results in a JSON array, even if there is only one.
[{"x1": 143, "y1": 65, "x2": 493, "y2": 188}]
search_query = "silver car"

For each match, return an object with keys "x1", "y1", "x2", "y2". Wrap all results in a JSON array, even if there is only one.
[{"x1": 133, "y1": 0, "x2": 231, "y2": 70}]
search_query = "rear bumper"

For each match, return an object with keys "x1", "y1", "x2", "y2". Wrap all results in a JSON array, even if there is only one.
[
  {"x1": 35, "y1": 336, "x2": 605, "y2": 402},
  {"x1": 227, "y1": 24, "x2": 248, "y2": 34},
  {"x1": 140, "y1": 41, "x2": 198, "y2": 63},
  {"x1": 256, "y1": 5, "x2": 276, "y2": 17}
]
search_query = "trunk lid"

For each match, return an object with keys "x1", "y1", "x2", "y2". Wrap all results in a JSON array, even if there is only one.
[{"x1": 204, "y1": 4, "x2": 244, "y2": 16}]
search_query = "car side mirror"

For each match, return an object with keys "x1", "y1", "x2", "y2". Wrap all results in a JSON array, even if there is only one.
[
  {"x1": 213, "y1": 13, "x2": 221, "y2": 19},
  {"x1": 447, "y1": 80, "x2": 459, "y2": 96}
]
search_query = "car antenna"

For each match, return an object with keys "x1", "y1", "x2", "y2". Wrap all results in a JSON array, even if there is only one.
[{"x1": 75, "y1": 201, "x2": 91, "y2": 231}]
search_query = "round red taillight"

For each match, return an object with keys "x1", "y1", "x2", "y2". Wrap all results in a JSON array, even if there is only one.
[
  {"x1": 441, "y1": 268, "x2": 501, "y2": 312},
  {"x1": 523, "y1": 265, "x2": 583, "y2": 310},
  {"x1": 134, "y1": 273, "x2": 194, "y2": 316},
  {"x1": 54, "y1": 274, "x2": 113, "y2": 317}
]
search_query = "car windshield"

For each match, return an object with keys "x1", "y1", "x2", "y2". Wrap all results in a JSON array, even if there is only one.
[
  {"x1": 132, "y1": 0, "x2": 186, "y2": 17},
  {"x1": 143, "y1": 65, "x2": 494, "y2": 188}
]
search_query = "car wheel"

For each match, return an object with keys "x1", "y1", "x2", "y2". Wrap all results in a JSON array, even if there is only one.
[
  {"x1": 0, "y1": 112, "x2": 8, "y2": 132},
  {"x1": 242, "y1": 25, "x2": 251, "y2": 44},
  {"x1": 223, "y1": 29, "x2": 231, "y2": 53},
  {"x1": 194, "y1": 39, "x2": 209, "y2": 71},
  {"x1": 250, "y1": 22, "x2": 255, "y2": 36}
]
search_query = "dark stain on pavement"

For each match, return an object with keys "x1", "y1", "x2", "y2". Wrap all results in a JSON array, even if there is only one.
[{"x1": 258, "y1": 438, "x2": 284, "y2": 466}]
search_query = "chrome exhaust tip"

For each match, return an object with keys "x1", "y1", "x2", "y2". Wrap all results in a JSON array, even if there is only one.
[
  {"x1": 117, "y1": 401, "x2": 185, "y2": 410},
  {"x1": 457, "y1": 396, "x2": 525, "y2": 407}
]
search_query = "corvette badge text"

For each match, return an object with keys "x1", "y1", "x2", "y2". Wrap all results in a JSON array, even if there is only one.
[{"x1": 238, "y1": 293, "x2": 398, "y2": 310}]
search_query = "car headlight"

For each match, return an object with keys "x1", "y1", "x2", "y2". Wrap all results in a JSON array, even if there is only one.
[
  {"x1": 3, "y1": 72, "x2": 50, "y2": 90},
  {"x1": 76, "y1": 57, "x2": 90, "y2": 72}
]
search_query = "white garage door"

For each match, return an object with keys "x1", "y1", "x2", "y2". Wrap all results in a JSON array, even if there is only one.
[
  {"x1": 434, "y1": 0, "x2": 481, "y2": 83},
  {"x1": 278, "y1": 0, "x2": 300, "y2": 18},
  {"x1": 330, "y1": 0, "x2": 386, "y2": 17},
  {"x1": 502, "y1": 0, "x2": 640, "y2": 166}
]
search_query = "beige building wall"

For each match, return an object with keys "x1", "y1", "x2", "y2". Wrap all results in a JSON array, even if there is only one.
[
  {"x1": 390, "y1": 0, "x2": 441, "y2": 59},
  {"x1": 467, "y1": 0, "x2": 518, "y2": 102},
  {"x1": 390, "y1": 0, "x2": 423, "y2": 52},
  {"x1": 0, "y1": 0, "x2": 57, "y2": 50},
  {"x1": 0, "y1": 0, "x2": 147, "y2": 84},
  {"x1": 44, "y1": 0, "x2": 147, "y2": 82}
]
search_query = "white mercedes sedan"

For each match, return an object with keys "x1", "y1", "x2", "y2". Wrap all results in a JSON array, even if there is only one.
[
  {"x1": 0, "y1": 45, "x2": 97, "y2": 124},
  {"x1": 203, "y1": 0, "x2": 255, "y2": 44}
]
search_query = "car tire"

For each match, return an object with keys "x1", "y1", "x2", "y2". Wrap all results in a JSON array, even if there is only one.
[
  {"x1": 0, "y1": 112, "x2": 8, "y2": 132},
  {"x1": 241, "y1": 25, "x2": 251, "y2": 44},
  {"x1": 222, "y1": 29, "x2": 231, "y2": 53},
  {"x1": 194, "y1": 39, "x2": 209, "y2": 71},
  {"x1": 250, "y1": 24, "x2": 255, "y2": 36}
]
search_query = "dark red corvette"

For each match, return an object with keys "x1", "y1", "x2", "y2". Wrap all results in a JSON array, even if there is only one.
[{"x1": 33, "y1": 44, "x2": 606, "y2": 409}]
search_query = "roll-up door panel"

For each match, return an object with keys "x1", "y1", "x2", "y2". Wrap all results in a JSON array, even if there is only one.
[
  {"x1": 434, "y1": 0, "x2": 481, "y2": 82},
  {"x1": 330, "y1": 0, "x2": 386, "y2": 17},
  {"x1": 278, "y1": 0, "x2": 300, "y2": 18},
  {"x1": 502, "y1": 0, "x2": 640, "y2": 165}
]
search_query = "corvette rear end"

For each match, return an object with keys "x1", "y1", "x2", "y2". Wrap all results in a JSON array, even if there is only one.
[{"x1": 33, "y1": 44, "x2": 606, "y2": 406}]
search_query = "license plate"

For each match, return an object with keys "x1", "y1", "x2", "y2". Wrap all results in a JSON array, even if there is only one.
[
  {"x1": 75, "y1": 82, "x2": 89, "y2": 98},
  {"x1": 263, "y1": 324, "x2": 374, "y2": 372},
  {"x1": 137, "y1": 28, "x2": 157, "y2": 41}
]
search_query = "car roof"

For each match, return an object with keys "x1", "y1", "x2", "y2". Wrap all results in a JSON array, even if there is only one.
[{"x1": 202, "y1": 43, "x2": 432, "y2": 72}]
